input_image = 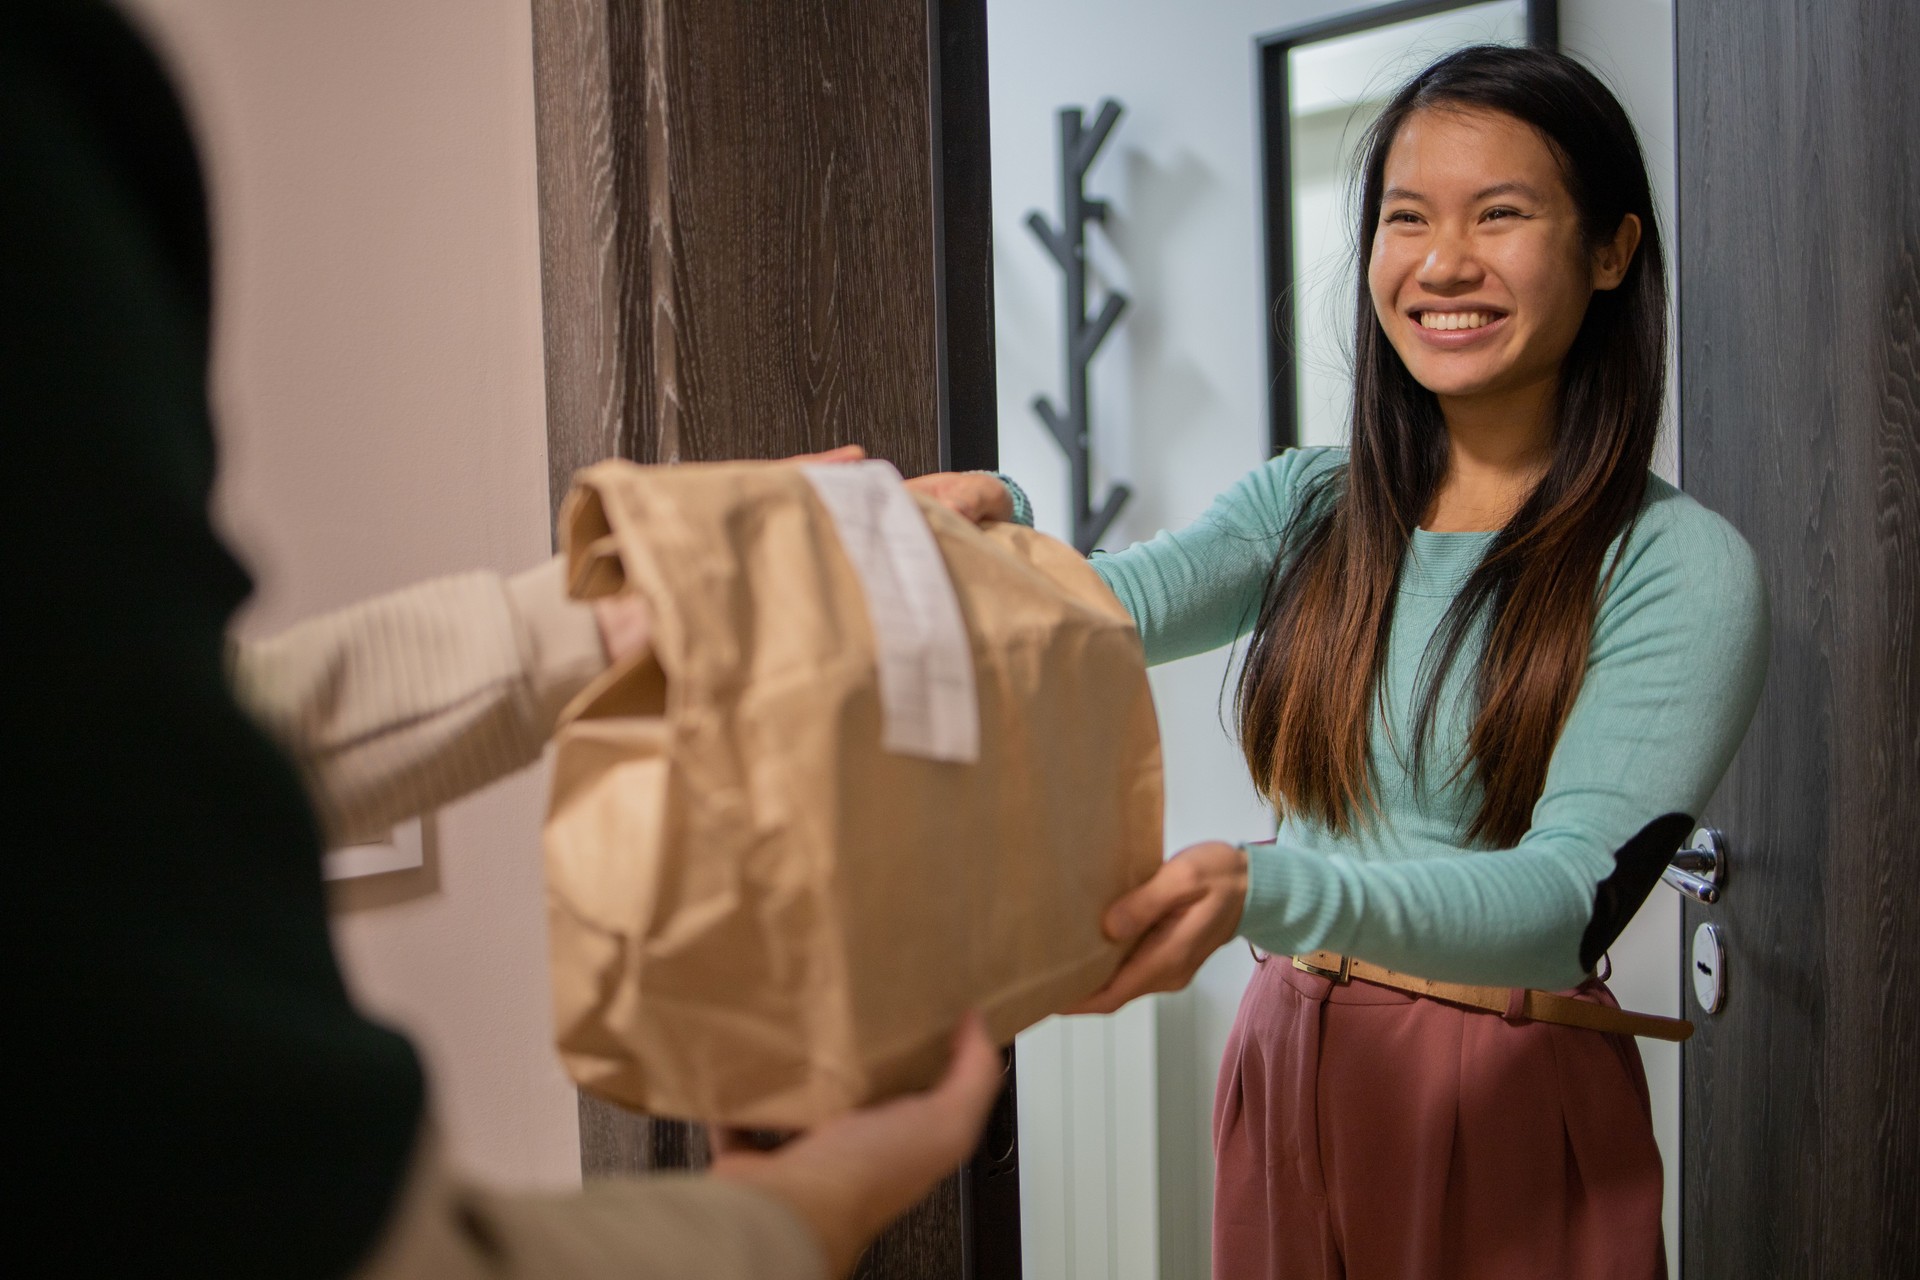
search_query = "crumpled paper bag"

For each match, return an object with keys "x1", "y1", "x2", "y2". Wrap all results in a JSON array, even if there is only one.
[{"x1": 545, "y1": 459, "x2": 1163, "y2": 1127}]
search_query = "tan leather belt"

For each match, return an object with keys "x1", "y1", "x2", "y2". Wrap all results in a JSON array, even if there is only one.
[{"x1": 1291, "y1": 950, "x2": 1694, "y2": 1043}]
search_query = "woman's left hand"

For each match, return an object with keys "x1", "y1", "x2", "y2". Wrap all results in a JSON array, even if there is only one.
[
  {"x1": 1065, "y1": 840, "x2": 1249, "y2": 1016},
  {"x1": 903, "y1": 471, "x2": 1014, "y2": 526}
]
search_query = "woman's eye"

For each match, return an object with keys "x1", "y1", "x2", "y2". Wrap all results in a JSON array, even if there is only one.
[
  {"x1": 1384, "y1": 210, "x2": 1422, "y2": 225},
  {"x1": 1482, "y1": 206, "x2": 1524, "y2": 222}
]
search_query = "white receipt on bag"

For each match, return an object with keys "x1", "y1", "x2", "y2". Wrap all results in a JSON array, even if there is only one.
[{"x1": 800, "y1": 460, "x2": 980, "y2": 764}]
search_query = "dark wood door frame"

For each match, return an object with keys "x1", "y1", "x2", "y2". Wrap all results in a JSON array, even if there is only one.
[
  {"x1": 528, "y1": 1, "x2": 1016, "y2": 1275},
  {"x1": 530, "y1": 0, "x2": 998, "y2": 486},
  {"x1": 1677, "y1": 0, "x2": 1919, "y2": 1274}
]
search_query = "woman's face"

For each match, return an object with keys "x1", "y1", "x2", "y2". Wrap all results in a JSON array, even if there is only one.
[{"x1": 1367, "y1": 106, "x2": 1636, "y2": 408}]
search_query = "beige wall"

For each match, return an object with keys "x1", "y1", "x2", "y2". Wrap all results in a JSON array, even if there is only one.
[{"x1": 122, "y1": 0, "x2": 581, "y2": 1189}]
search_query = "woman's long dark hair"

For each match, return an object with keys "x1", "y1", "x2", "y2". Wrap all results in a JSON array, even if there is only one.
[{"x1": 1236, "y1": 45, "x2": 1667, "y2": 848}]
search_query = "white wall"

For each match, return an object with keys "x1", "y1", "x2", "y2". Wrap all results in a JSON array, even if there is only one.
[
  {"x1": 121, "y1": 0, "x2": 580, "y2": 1191},
  {"x1": 989, "y1": 2, "x2": 1680, "y2": 1275}
]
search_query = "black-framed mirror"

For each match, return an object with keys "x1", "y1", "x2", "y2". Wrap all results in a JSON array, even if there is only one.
[{"x1": 1259, "y1": 0, "x2": 1558, "y2": 453}]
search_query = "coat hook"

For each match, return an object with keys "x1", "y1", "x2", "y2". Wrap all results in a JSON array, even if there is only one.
[{"x1": 1026, "y1": 98, "x2": 1130, "y2": 555}]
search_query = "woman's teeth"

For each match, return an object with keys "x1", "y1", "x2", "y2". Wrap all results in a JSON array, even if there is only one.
[{"x1": 1418, "y1": 311, "x2": 1495, "y2": 331}]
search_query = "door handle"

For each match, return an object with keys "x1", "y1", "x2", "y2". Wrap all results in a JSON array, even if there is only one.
[{"x1": 1662, "y1": 827, "x2": 1725, "y2": 904}]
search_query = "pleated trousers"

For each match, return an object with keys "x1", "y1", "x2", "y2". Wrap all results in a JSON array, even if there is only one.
[{"x1": 1211, "y1": 954, "x2": 1666, "y2": 1280}]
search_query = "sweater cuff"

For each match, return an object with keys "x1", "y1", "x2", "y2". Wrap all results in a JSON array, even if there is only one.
[
  {"x1": 572, "y1": 1175, "x2": 830, "y2": 1280},
  {"x1": 1238, "y1": 839, "x2": 1346, "y2": 959},
  {"x1": 505, "y1": 555, "x2": 610, "y2": 733},
  {"x1": 358, "y1": 1119, "x2": 828, "y2": 1280},
  {"x1": 982, "y1": 472, "x2": 1035, "y2": 528}
]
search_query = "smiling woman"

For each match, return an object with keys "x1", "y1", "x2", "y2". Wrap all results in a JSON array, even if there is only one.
[
  {"x1": 1266, "y1": 0, "x2": 1545, "y2": 451},
  {"x1": 1371, "y1": 109, "x2": 1642, "y2": 536},
  {"x1": 1237, "y1": 48, "x2": 1675, "y2": 856},
  {"x1": 923, "y1": 42, "x2": 1767, "y2": 1280}
]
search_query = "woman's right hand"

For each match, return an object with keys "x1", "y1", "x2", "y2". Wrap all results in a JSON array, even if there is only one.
[
  {"x1": 708, "y1": 1012, "x2": 1003, "y2": 1278},
  {"x1": 1065, "y1": 840, "x2": 1250, "y2": 1016}
]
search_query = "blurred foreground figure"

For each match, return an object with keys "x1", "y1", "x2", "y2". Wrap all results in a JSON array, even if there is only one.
[{"x1": 2, "y1": 4, "x2": 995, "y2": 1276}]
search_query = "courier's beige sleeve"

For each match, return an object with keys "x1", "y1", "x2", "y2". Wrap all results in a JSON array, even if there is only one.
[
  {"x1": 355, "y1": 1125, "x2": 827, "y2": 1280},
  {"x1": 231, "y1": 556, "x2": 607, "y2": 846}
]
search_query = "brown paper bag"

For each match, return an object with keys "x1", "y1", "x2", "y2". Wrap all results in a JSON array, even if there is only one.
[{"x1": 545, "y1": 459, "x2": 1163, "y2": 1128}]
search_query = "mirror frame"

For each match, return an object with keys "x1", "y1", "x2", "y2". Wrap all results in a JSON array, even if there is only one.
[{"x1": 1257, "y1": 0, "x2": 1559, "y2": 452}]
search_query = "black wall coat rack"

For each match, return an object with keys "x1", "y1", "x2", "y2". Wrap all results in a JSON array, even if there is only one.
[{"x1": 1026, "y1": 99, "x2": 1130, "y2": 554}]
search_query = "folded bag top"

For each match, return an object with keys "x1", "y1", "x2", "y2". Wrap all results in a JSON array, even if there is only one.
[{"x1": 546, "y1": 459, "x2": 1164, "y2": 1128}]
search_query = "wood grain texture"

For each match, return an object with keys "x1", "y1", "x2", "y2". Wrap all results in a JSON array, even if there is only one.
[
  {"x1": 642, "y1": 0, "x2": 942, "y2": 472},
  {"x1": 531, "y1": 0, "x2": 648, "y2": 522},
  {"x1": 1678, "y1": 1, "x2": 1920, "y2": 1274},
  {"x1": 532, "y1": 2, "x2": 1005, "y2": 1275},
  {"x1": 576, "y1": 1091, "x2": 711, "y2": 1173}
]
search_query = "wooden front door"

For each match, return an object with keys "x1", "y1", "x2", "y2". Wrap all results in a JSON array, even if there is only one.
[
  {"x1": 1677, "y1": 0, "x2": 1919, "y2": 1273},
  {"x1": 528, "y1": 1, "x2": 1017, "y2": 1275}
]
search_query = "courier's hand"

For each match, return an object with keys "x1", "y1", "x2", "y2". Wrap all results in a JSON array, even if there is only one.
[
  {"x1": 904, "y1": 471, "x2": 1014, "y2": 526},
  {"x1": 592, "y1": 445, "x2": 870, "y2": 663},
  {"x1": 708, "y1": 1012, "x2": 1003, "y2": 1278},
  {"x1": 790, "y1": 444, "x2": 869, "y2": 465},
  {"x1": 1065, "y1": 841, "x2": 1249, "y2": 1016}
]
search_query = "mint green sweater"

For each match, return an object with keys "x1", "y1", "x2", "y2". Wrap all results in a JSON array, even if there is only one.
[{"x1": 1082, "y1": 447, "x2": 1768, "y2": 991}]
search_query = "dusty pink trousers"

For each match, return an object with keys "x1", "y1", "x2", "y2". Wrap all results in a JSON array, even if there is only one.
[{"x1": 1211, "y1": 954, "x2": 1666, "y2": 1280}]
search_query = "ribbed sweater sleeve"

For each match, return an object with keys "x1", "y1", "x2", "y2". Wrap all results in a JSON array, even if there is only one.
[
  {"x1": 1239, "y1": 506, "x2": 1769, "y2": 988},
  {"x1": 230, "y1": 556, "x2": 607, "y2": 847},
  {"x1": 1088, "y1": 448, "x2": 1339, "y2": 662},
  {"x1": 1084, "y1": 449, "x2": 1770, "y2": 991},
  {"x1": 355, "y1": 1125, "x2": 827, "y2": 1280}
]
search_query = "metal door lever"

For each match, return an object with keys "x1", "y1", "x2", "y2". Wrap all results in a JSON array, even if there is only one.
[{"x1": 1662, "y1": 828, "x2": 1725, "y2": 904}]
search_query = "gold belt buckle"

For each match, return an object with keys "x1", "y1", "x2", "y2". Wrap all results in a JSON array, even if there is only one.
[{"x1": 1292, "y1": 951, "x2": 1353, "y2": 983}]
